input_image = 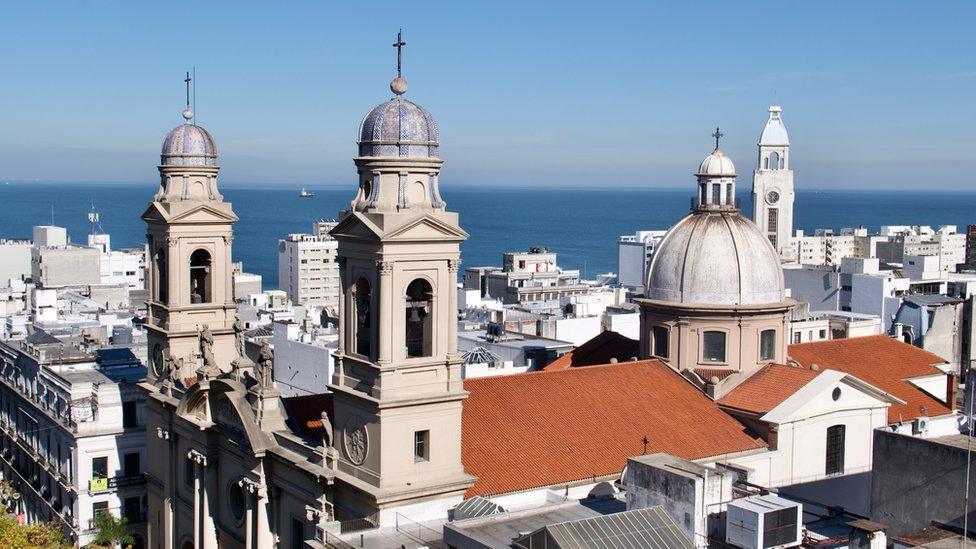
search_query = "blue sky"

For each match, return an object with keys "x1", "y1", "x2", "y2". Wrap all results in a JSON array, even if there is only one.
[{"x1": 0, "y1": 1, "x2": 973, "y2": 189}]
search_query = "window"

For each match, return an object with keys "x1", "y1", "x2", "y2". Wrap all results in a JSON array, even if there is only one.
[
  {"x1": 825, "y1": 425, "x2": 845, "y2": 475},
  {"x1": 354, "y1": 278, "x2": 372, "y2": 357},
  {"x1": 229, "y1": 483, "x2": 245, "y2": 523},
  {"x1": 652, "y1": 326, "x2": 669, "y2": 358},
  {"x1": 92, "y1": 501, "x2": 108, "y2": 519},
  {"x1": 726, "y1": 183, "x2": 732, "y2": 206},
  {"x1": 405, "y1": 279, "x2": 433, "y2": 358},
  {"x1": 414, "y1": 430, "x2": 430, "y2": 461},
  {"x1": 291, "y1": 517, "x2": 305, "y2": 549},
  {"x1": 711, "y1": 183, "x2": 721, "y2": 205},
  {"x1": 122, "y1": 401, "x2": 137, "y2": 428},
  {"x1": 155, "y1": 249, "x2": 168, "y2": 303},
  {"x1": 793, "y1": 332, "x2": 801, "y2": 344},
  {"x1": 767, "y1": 208, "x2": 778, "y2": 232},
  {"x1": 123, "y1": 496, "x2": 142, "y2": 522},
  {"x1": 189, "y1": 249, "x2": 212, "y2": 304},
  {"x1": 91, "y1": 456, "x2": 108, "y2": 479},
  {"x1": 123, "y1": 452, "x2": 140, "y2": 477},
  {"x1": 702, "y1": 331, "x2": 727, "y2": 363},
  {"x1": 819, "y1": 329, "x2": 827, "y2": 339},
  {"x1": 769, "y1": 151, "x2": 781, "y2": 170},
  {"x1": 760, "y1": 330, "x2": 776, "y2": 361}
]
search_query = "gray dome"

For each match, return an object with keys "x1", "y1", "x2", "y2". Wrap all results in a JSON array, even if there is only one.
[
  {"x1": 358, "y1": 98, "x2": 439, "y2": 158},
  {"x1": 161, "y1": 114, "x2": 218, "y2": 167},
  {"x1": 697, "y1": 149, "x2": 736, "y2": 176},
  {"x1": 646, "y1": 211, "x2": 785, "y2": 306}
]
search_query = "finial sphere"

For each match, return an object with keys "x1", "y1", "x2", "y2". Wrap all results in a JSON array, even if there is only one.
[
  {"x1": 390, "y1": 76, "x2": 408, "y2": 96},
  {"x1": 182, "y1": 107, "x2": 194, "y2": 122}
]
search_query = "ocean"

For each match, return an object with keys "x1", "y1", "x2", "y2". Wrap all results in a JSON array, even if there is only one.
[{"x1": 1, "y1": 182, "x2": 974, "y2": 290}]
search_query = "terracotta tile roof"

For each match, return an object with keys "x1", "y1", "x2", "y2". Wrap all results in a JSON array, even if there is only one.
[
  {"x1": 283, "y1": 393, "x2": 334, "y2": 438},
  {"x1": 694, "y1": 368, "x2": 736, "y2": 383},
  {"x1": 788, "y1": 335, "x2": 952, "y2": 422},
  {"x1": 461, "y1": 360, "x2": 766, "y2": 497},
  {"x1": 718, "y1": 364, "x2": 821, "y2": 415},
  {"x1": 545, "y1": 331, "x2": 639, "y2": 371}
]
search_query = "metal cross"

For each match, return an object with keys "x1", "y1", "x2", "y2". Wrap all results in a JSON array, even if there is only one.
[
  {"x1": 712, "y1": 127, "x2": 723, "y2": 150},
  {"x1": 642, "y1": 435, "x2": 649, "y2": 455},
  {"x1": 184, "y1": 71, "x2": 192, "y2": 108},
  {"x1": 393, "y1": 29, "x2": 406, "y2": 77}
]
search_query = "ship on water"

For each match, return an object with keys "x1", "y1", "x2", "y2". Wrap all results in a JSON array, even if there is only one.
[{"x1": 299, "y1": 187, "x2": 314, "y2": 198}]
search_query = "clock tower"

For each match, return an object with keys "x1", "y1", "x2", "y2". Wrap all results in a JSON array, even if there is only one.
[{"x1": 751, "y1": 105, "x2": 795, "y2": 262}]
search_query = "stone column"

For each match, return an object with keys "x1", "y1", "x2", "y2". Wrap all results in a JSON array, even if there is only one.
[
  {"x1": 447, "y1": 259, "x2": 461, "y2": 359},
  {"x1": 202, "y1": 456, "x2": 217, "y2": 548},
  {"x1": 377, "y1": 261, "x2": 394, "y2": 366},
  {"x1": 240, "y1": 477, "x2": 263, "y2": 549},
  {"x1": 256, "y1": 484, "x2": 273, "y2": 548},
  {"x1": 188, "y1": 450, "x2": 202, "y2": 549}
]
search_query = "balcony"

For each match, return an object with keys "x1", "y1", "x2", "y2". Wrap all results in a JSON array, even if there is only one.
[{"x1": 88, "y1": 473, "x2": 147, "y2": 494}]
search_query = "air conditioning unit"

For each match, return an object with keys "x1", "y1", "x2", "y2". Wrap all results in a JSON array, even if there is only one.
[
  {"x1": 913, "y1": 416, "x2": 929, "y2": 435},
  {"x1": 726, "y1": 494, "x2": 802, "y2": 549}
]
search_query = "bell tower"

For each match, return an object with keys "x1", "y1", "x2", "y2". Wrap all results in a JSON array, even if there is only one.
[
  {"x1": 329, "y1": 33, "x2": 474, "y2": 524},
  {"x1": 143, "y1": 85, "x2": 238, "y2": 385},
  {"x1": 751, "y1": 105, "x2": 796, "y2": 262}
]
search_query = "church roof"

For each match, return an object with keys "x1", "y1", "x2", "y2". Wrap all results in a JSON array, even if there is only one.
[
  {"x1": 161, "y1": 109, "x2": 218, "y2": 167},
  {"x1": 788, "y1": 336, "x2": 952, "y2": 422},
  {"x1": 461, "y1": 360, "x2": 765, "y2": 498},
  {"x1": 717, "y1": 364, "x2": 822, "y2": 415},
  {"x1": 358, "y1": 97, "x2": 439, "y2": 158},
  {"x1": 544, "y1": 331, "x2": 639, "y2": 371}
]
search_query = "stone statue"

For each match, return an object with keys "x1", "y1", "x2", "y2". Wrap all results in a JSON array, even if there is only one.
[
  {"x1": 233, "y1": 314, "x2": 245, "y2": 358},
  {"x1": 200, "y1": 325, "x2": 219, "y2": 379},
  {"x1": 257, "y1": 340, "x2": 274, "y2": 388},
  {"x1": 320, "y1": 411, "x2": 334, "y2": 448},
  {"x1": 162, "y1": 351, "x2": 175, "y2": 381},
  {"x1": 170, "y1": 356, "x2": 184, "y2": 384}
]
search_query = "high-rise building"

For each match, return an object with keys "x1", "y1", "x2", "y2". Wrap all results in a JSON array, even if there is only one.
[
  {"x1": 751, "y1": 106, "x2": 795, "y2": 262},
  {"x1": 277, "y1": 220, "x2": 339, "y2": 312}
]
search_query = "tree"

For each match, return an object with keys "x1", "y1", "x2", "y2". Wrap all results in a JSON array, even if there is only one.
[
  {"x1": 0, "y1": 504, "x2": 70, "y2": 548},
  {"x1": 89, "y1": 511, "x2": 134, "y2": 549}
]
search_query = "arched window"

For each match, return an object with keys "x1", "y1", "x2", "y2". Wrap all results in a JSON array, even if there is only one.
[
  {"x1": 702, "y1": 331, "x2": 726, "y2": 363},
  {"x1": 189, "y1": 249, "x2": 212, "y2": 304},
  {"x1": 155, "y1": 249, "x2": 168, "y2": 303},
  {"x1": 825, "y1": 424, "x2": 845, "y2": 475},
  {"x1": 763, "y1": 157, "x2": 769, "y2": 170},
  {"x1": 652, "y1": 326, "x2": 669, "y2": 359},
  {"x1": 760, "y1": 329, "x2": 776, "y2": 361},
  {"x1": 405, "y1": 279, "x2": 433, "y2": 358},
  {"x1": 769, "y1": 151, "x2": 781, "y2": 170},
  {"x1": 354, "y1": 278, "x2": 372, "y2": 357}
]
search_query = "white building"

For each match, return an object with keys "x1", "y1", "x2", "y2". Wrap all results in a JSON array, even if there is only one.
[
  {"x1": 0, "y1": 240, "x2": 32, "y2": 282},
  {"x1": 277, "y1": 220, "x2": 340, "y2": 312},
  {"x1": 0, "y1": 334, "x2": 147, "y2": 547},
  {"x1": 617, "y1": 230, "x2": 666, "y2": 290},
  {"x1": 33, "y1": 225, "x2": 68, "y2": 248},
  {"x1": 88, "y1": 234, "x2": 145, "y2": 290},
  {"x1": 270, "y1": 320, "x2": 337, "y2": 397},
  {"x1": 751, "y1": 105, "x2": 796, "y2": 262}
]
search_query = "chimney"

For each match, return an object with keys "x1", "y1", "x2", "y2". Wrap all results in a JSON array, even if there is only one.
[{"x1": 947, "y1": 372, "x2": 958, "y2": 411}]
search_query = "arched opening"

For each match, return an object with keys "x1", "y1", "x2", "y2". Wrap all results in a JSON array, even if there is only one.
[
  {"x1": 763, "y1": 157, "x2": 769, "y2": 170},
  {"x1": 711, "y1": 183, "x2": 721, "y2": 205},
  {"x1": 155, "y1": 248, "x2": 168, "y2": 303},
  {"x1": 189, "y1": 249, "x2": 212, "y2": 304},
  {"x1": 769, "y1": 151, "x2": 781, "y2": 170},
  {"x1": 725, "y1": 183, "x2": 733, "y2": 206},
  {"x1": 405, "y1": 279, "x2": 433, "y2": 358},
  {"x1": 354, "y1": 278, "x2": 372, "y2": 357}
]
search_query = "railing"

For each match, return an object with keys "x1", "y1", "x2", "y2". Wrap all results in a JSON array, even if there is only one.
[
  {"x1": 323, "y1": 531, "x2": 357, "y2": 549},
  {"x1": 395, "y1": 513, "x2": 442, "y2": 549}
]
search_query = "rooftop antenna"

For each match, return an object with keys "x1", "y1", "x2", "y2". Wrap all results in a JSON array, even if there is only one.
[
  {"x1": 192, "y1": 66, "x2": 196, "y2": 124},
  {"x1": 88, "y1": 201, "x2": 103, "y2": 235},
  {"x1": 50, "y1": 204, "x2": 54, "y2": 226},
  {"x1": 712, "y1": 127, "x2": 724, "y2": 151}
]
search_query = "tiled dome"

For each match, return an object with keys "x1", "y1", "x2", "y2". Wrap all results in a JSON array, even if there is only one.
[
  {"x1": 358, "y1": 98, "x2": 439, "y2": 158},
  {"x1": 161, "y1": 109, "x2": 218, "y2": 167}
]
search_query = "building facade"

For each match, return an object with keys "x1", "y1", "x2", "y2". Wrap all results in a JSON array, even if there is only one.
[
  {"x1": 617, "y1": 230, "x2": 666, "y2": 290},
  {"x1": 277, "y1": 221, "x2": 339, "y2": 313},
  {"x1": 751, "y1": 106, "x2": 795, "y2": 262}
]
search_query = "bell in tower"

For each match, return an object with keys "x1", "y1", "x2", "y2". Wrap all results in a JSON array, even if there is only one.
[
  {"x1": 142, "y1": 74, "x2": 239, "y2": 387},
  {"x1": 328, "y1": 31, "x2": 475, "y2": 525}
]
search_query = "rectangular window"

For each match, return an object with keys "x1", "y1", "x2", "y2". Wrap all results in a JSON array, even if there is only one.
[
  {"x1": 184, "y1": 457, "x2": 194, "y2": 488},
  {"x1": 91, "y1": 456, "x2": 108, "y2": 479},
  {"x1": 793, "y1": 332, "x2": 802, "y2": 344},
  {"x1": 768, "y1": 208, "x2": 778, "y2": 232},
  {"x1": 123, "y1": 452, "x2": 140, "y2": 477},
  {"x1": 123, "y1": 496, "x2": 141, "y2": 522},
  {"x1": 711, "y1": 183, "x2": 721, "y2": 205},
  {"x1": 760, "y1": 330, "x2": 776, "y2": 361},
  {"x1": 414, "y1": 430, "x2": 430, "y2": 462},
  {"x1": 702, "y1": 331, "x2": 727, "y2": 363},
  {"x1": 122, "y1": 401, "x2": 137, "y2": 428},
  {"x1": 652, "y1": 326, "x2": 669, "y2": 358},
  {"x1": 819, "y1": 329, "x2": 827, "y2": 339},
  {"x1": 825, "y1": 425, "x2": 846, "y2": 475},
  {"x1": 92, "y1": 501, "x2": 108, "y2": 519}
]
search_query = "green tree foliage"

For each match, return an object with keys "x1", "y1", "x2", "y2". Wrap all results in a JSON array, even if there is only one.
[
  {"x1": 0, "y1": 504, "x2": 70, "y2": 548},
  {"x1": 90, "y1": 511, "x2": 134, "y2": 548}
]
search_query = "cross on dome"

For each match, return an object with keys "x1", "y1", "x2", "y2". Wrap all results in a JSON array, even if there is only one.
[
  {"x1": 712, "y1": 127, "x2": 724, "y2": 151},
  {"x1": 390, "y1": 29, "x2": 408, "y2": 96}
]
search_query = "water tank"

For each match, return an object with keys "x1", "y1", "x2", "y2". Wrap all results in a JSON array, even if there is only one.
[
  {"x1": 726, "y1": 494, "x2": 802, "y2": 549},
  {"x1": 112, "y1": 326, "x2": 133, "y2": 345}
]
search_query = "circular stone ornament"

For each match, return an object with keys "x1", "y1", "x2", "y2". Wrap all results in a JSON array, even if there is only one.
[{"x1": 343, "y1": 415, "x2": 369, "y2": 465}]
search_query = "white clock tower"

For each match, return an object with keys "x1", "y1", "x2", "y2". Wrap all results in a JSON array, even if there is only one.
[{"x1": 751, "y1": 105, "x2": 795, "y2": 262}]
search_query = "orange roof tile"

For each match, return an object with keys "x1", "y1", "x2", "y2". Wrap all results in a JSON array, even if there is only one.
[
  {"x1": 718, "y1": 364, "x2": 821, "y2": 415},
  {"x1": 788, "y1": 335, "x2": 951, "y2": 423},
  {"x1": 545, "y1": 331, "x2": 639, "y2": 371},
  {"x1": 461, "y1": 360, "x2": 766, "y2": 498}
]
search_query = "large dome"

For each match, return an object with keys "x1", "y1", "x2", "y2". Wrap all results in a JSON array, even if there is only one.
[
  {"x1": 646, "y1": 211, "x2": 785, "y2": 306},
  {"x1": 358, "y1": 98, "x2": 439, "y2": 158},
  {"x1": 161, "y1": 110, "x2": 218, "y2": 167},
  {"x1": 697, "y1": 149, "x2": 736, "y2": 176}
]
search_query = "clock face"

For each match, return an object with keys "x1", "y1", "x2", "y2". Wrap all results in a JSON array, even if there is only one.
[
  {"x1": 151, "y1": 345, "x2": 164, "y2": 377},
  {"x1": 766, "y1": 190, "x2": 780, "y2": 205}
]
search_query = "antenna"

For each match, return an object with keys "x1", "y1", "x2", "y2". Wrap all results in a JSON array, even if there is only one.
[
  {"x1": 50, "y1": 204, "x2": 54, "y2": 226},
  {"x1": 192, "y1": 66, "x2": 196, "y2": 124},
  {"x1": 88, "y1": 201, "x2": 103, "y2": 235}
]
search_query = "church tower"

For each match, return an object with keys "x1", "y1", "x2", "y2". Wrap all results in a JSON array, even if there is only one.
[
  {"x1": 143, "y1": 82, "x2": 239, "y2": 385},
  {"x1": 329, "y1": 33, "x2": 475, "y2": 525},
  {"x1": 751, "y1": 105, "x2": 795, "y2": 262}
]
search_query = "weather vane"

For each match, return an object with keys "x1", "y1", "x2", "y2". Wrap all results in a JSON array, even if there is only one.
[
  {"x1": 393, "y1": 28, "x2": 406, "y2": 78},
  {"x1": 712, "y1": 127, "x2": 724, "y2": 150}
]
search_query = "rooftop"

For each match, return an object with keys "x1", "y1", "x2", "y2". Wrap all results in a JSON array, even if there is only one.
[
  {"x1": 461, "y1": 360, "x2": 765, "y2": 497},
  {"x1": 787, "y1": 335, "x2": 952, "y2": 422},
  {"x1": 544, "y1": 330, "x2": 639, "y2": 371},
  {"x1": 718, "y1": 364, "x2": 821, "y2": 415}
]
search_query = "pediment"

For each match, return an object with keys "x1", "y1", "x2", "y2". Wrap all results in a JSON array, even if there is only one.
[
  {"x1": 141, "y1": 202, "x2": 238, "y2": 224},
  {"x1": 384, "y1": 215, "x2": 469, "y2": 241},
  {"x1": 176, "y1": 379, "x2": 275, "y2": 454},
  {"x1": 330, "y1": 212, "x2": 383, "y2": 240}
]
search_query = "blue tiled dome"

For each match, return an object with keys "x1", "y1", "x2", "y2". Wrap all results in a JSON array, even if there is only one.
[
  {"x1": 358, "y1": 98, "x2": 439, "y2": 158},
  {"x1": 161, "y1": 109, "x2": 218, "y2": 167}
]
